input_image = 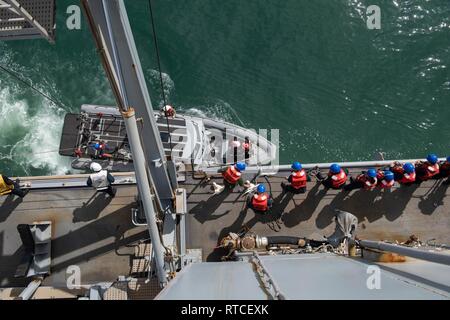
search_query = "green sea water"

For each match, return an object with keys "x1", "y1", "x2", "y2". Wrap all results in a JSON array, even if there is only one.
[{"x1": 0, "y1": 0, "x2": 449, "y2": 176}]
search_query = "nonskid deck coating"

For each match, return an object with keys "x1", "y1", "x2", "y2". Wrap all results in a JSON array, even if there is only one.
[
  {"x1": 0, "y1": 170, "x2": 449, "y2": 288},
  {"x1": 0, "y1": 186, "x2": 145, "y2": 288},
  {"x1": 184, "y1": 170, "x2": 450, "y2": 261}
]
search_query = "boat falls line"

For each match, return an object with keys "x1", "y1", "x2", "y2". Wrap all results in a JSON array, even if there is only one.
[{"x1": 0, "y1": 63, "x2": 69, "y2": 110}]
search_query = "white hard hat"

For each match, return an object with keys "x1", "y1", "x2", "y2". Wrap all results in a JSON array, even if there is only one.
[
  {"x1": 90, "y1": 162, "x2": 102, "y2": 172},
  {"x1": 164, "y1": 105, "x2": 173, "y2": 110}
]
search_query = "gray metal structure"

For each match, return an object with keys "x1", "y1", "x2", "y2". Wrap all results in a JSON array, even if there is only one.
[
  {"x1": 0, "y1": 0, "x2": 55, "y2": 42},
  {"x1": 81, "y1": 0, "x2": 175, "y2": 285}
]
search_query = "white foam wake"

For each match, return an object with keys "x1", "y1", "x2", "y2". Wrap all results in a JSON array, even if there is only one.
[{"x1": 0, "y1": 87, "x2": 72, "y2": 176}]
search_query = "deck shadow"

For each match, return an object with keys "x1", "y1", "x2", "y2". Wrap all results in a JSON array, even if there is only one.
[
  {"x1": 190, "y1": 187, "x2": 234, "y2": 224},
  {"x1": 418, "y1": 180, "x2": 449, "y2": 215},
  {"x1": 282, "y1": 182, "x2": 326, "y2": 228},
  {"x1": 72, "y1": 192, "x2": 113, "y2": 222},
  {"x1": 315, "y1": 189, "x2": 383, "y2": 229},
  {"x1": 381, "y1": 184, "x2": 419, "y2": 221}
]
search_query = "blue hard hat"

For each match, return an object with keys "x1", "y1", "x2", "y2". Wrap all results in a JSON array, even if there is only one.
[
  {"x1": 291, "y1": 161, "x2": 302, "y2": 171},
  {"x1": 427, "y1": 153, "x2": 438, "y2": 164},
  {"x1": 257, "y1": 184, "x2": 266, "y2": 193},
  {"x1": 447, "y1": 156, "x2": 450, "y2": 162},
  {"x1": 330, "y1": 163, "x2": 341, "y2": 174},
  {"x1": 384, "y1": 170, "x2": 394, "y2": 181},
  {"x1": 403, "y1": 162, "x2": 415, "y2": 173},
  {"x1": 94, "y1": 143, "x2": 100, "y2": 149},
  {"x1": 235, "y1": 162, "x2": 246, "y2": 171},
  {"x1": 367, "y1": 169, "x2": 377, "y2": 178}
]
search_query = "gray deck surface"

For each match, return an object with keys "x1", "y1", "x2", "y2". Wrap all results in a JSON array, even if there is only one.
[
  {"x1": 184, "y1": 170, "x2": 450, "y2": 261},
  {"x1": 1, "y1": 170, "x2": 449, "y2": 289},
  {"x1": 157, "y1": 254, "x2": 450, "y2": 300},
  {"x1": 0, "y1": 186, "x2": 145, "y2": 288}
]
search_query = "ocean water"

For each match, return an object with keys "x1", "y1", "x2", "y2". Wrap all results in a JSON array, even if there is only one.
[{"x1": 0, "y1": 0, "x2": 449, "y2": 176}]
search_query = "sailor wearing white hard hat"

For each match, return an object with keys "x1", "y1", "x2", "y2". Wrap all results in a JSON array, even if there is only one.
[{"x1": 86, "y1": 162, "x2": 116, "y2": 197}]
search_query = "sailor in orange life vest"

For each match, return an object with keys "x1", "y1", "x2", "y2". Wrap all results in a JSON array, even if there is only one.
[
  {"x1": 376, "y1": 170, "x2": 395, "y2": 189},
  {"x1": 281, "y1": 161, "x2": 309, "y2": 194},
  {"x1": 391, "y1": 162, "x2": 416, "y2": 185},
  {"x1": 0, "y1": 174, "x2": 28, "y2": 198},
  {"x1": 161, "y1": 104, "x2": 176, "y2": 118},
  {"x1": 315, "y1": 163, "x2": 348, "y2": 189},
  {"x1": 247, "y1": 184, "x2": 273, "y2": 213},
  {"x1": 344, "y1": 168, "x2": 378, "y2": 191},
  {"x1": 221, "y1": 162, "x2": 246, "y2": 188},
  {"x1": 438, "y1": 156, "x2": 450, "y2": 184},
  {"x1": 415, "y1": 153, "x2": 440, "y2": 182}
]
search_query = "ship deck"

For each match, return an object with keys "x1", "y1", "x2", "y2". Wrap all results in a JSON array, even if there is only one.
[
  {"x1": 0, "y1": 169, "x2": 449, "y2": 289},
  {"x1": 184, "y1": 169, "x2": 450, "y2": 261},
  {"x1": 0, "y1": 185, "x2": 145, "y2": 288}
]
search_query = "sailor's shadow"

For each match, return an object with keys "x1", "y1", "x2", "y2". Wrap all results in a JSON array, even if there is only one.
[
  {"x1": 0, "y1": 195, "x2": 23, "y2": 223},
  {"x1": 282, "y1": 182, "x2": 326, "y2": 228},
  {"x1": 72, "y1": 192, "x2": 113, "y2": 222},
  {"x1": 381, "y1": 184, "x2": 419, "y2": 220},
  {"x1": 418, "y1": 180, "x2": 449, "y2": 215},
  {"x1": 315, "y1": 189, "x2": 384, "y2": 229},
  {"x1": 190, "y1": 187, "x2": 233, "y2": 224}
]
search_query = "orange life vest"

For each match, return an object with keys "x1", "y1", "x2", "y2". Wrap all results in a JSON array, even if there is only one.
[
  {"x1": 329, "y1": 169, "x2": 347, "y2": 188},
  {"x1": 392, "y1": 166, "x2": 416, "y2": 184},
  {"x1": 375, "y1": 171, "x2": 394, "y2": 189},
  {"x1": 378, "y1": 179, "x2": 394, "y2": 189},
  {"x1": 399, "y1": 172, "x2": 416, "y2": 184},
  {"x1": 356, "y1": 174, "x2": 377, "y2": 190},
  {"x1": 252, "y1": 193, "x2": 269, "y2": 212},
  {"x1": 222, "y1": 166, "x2": 241, "y2": 184},
  {"x1": 418, "y1": 162, "x2": 440, "y2": 181},
  {"x1": 291, "y1": 170, "x2": 307, "y2": 189}
]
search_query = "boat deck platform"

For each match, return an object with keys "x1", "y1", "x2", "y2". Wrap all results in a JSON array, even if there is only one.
[{"x1": 0, "y1": 169, "x2": 449, "y2": 291}]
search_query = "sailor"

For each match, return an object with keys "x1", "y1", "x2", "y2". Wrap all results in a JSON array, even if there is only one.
[
  {"x1": 248, "y1": 184, "x2": 273, "y2": 213},
  {"x1": 221, "y1": 162, "x2": 246, "y2": 188},
  {"x1": 316, "y1": 163, "x2": 348, "y2": 189},
  {"x1": 0, "y1": 174, "x2": 28, "y2": 198},
  {"x1": 345, "y1": 168, "x2": 378, "y2": 191},
  {"x1": 90, "y1": 141, "x2": 113, "y2": 159},
  {"x1": 281, "y1": 161, "x2": 308, "y2": 193},
  {"x1": 377, "y1": 170, "x2": 395, "y2": 189},
  {"x1": 161, "y1": 104, "x2": 176, "y2": 118},
  {"x1": 86, "y1": 162, "x2": 116, "y2": 197},
  {"x1": 242, "y1": 136, "x2": 250, "y2": 161},
  {"x1": 415, "y1": 154, "x2": 440, "y2": 182},
  {"x1": 392, "y1": 162, "x2": 416, "y2": 185}
]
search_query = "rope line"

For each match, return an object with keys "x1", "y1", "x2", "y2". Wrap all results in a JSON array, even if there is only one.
[
  {"x1": 0, "y1": 63, "x2": 68, "y2": 110},
  {"x1": 148, "y1": 0, "x2": 173, "y2": 158}
]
